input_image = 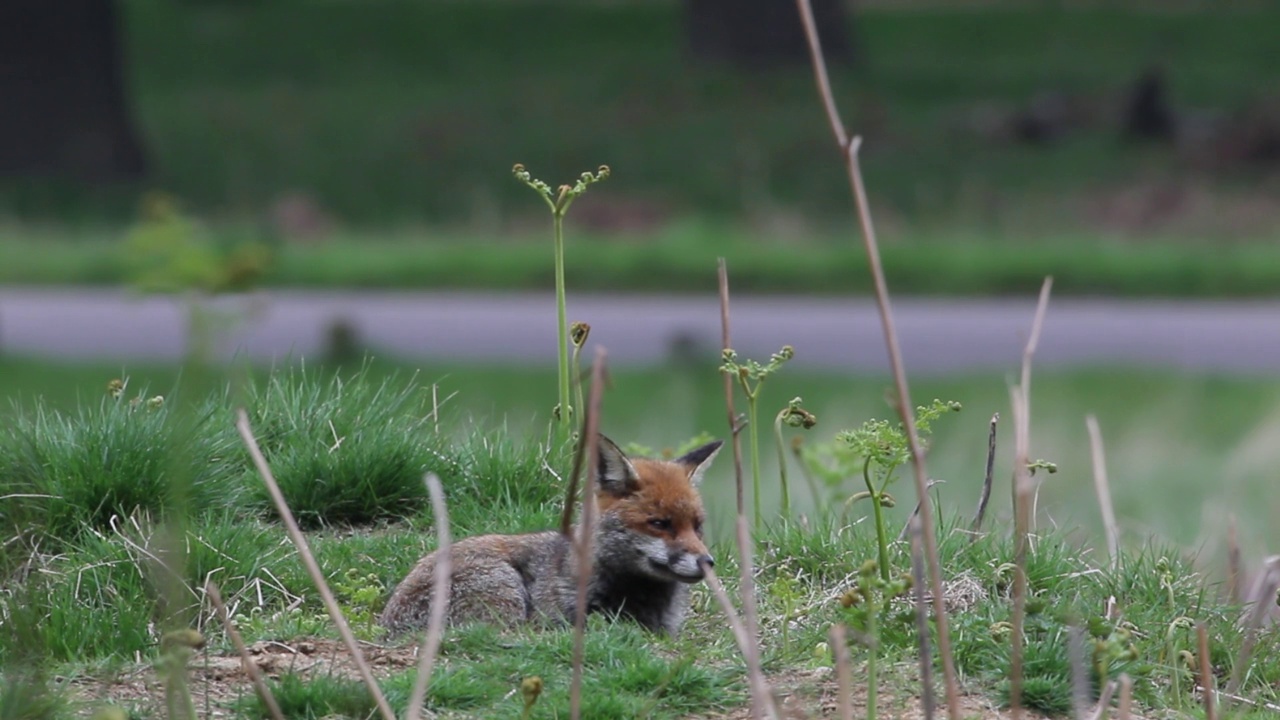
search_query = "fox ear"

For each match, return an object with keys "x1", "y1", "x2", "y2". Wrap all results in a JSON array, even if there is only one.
[
  {"x1": 675, "y1": 440, "x2": 723, "y2": 487},
  {"x1": 595, "y1": 434, "x2": 640, "y2": 496}
]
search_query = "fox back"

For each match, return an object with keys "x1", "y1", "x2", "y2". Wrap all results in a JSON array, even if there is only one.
[{"x1": 379, "y1": 435, "x2": 721, "y2": 637}]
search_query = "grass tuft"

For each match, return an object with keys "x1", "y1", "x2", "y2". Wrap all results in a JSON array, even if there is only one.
[
  {"x1": 0, "y1": 386, "x2": 240, "y2": 555},
  {"x1": 242, "y1": 364, "x2": 443, "y2": 528}
]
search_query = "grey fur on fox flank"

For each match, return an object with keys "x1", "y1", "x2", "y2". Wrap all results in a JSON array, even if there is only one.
[{"x1": 380, "y1": 435, "x2": 722, "y2": 636}]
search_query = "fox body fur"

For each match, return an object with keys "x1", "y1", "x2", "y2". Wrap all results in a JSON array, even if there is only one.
[{"x1": 379, "y1": 435, "x2": 722, "y2": 637}]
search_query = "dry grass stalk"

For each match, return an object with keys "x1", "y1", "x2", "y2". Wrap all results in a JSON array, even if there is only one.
[
  {"x1": 1086, "y1": 680, "x2": 1117, "y2": 720},
  {"x1": 718, "y1": 258, "x2": 747, "y2": 518},
  {"x1": 1227, "y1": 515, "x2": 1241, "y2": 606},
  {"x1": 792, "y1": 1, "x2": 961, "y2": 716},
  {"x1": 703, "y1": 562, "x2": 777, "y2": 719},
  {"x1": 405, "y1": 474, "x2": 452, "y2": 720},
  {"x1": 969, "y1": 413, "x2": 999, "y2": 537},
  {"x1": 908, "y1": 514, "x2": 936, "y2": 720},
  {"x1": 1009, "y1": 385, "x2": 1033, "y2": 720},
  {"x1": 235, "y1": 409, "x2": 396, "y2": 720},
  {"x1": 1020, "y1": 278, "x2": 1053, "y2": 532},
  {"x1": 1085, "y1": 415, "x2": 1120, "y2": 569},
  {"x1": 1225, "y1": 555, "x2": 1280, "y2": 703},
  {"x1": 570, "y1": 346, "x2": 608, "y2": 720},
  {"x1": 829, "y1": 624, "x2": 855, "y2": 720},
  {"x1": 716, "y1": 257, "x2": 773, "y2": 718},
  {"x1": 1020, "y1": 278, "x2": 1054, "y2": 414},
  {"x1": 1118, "y1": 674, "x2": 1133, "y2": 720},
  {"x1": 1068, "y1": 624, "x2": 1090, "y2": 719},
  {"x1": 1196, "y1": 622, "x2": 1216, "y2": 720},
  {"x1": 205, "y1": 581, "x2": 284, "y2": 720}
]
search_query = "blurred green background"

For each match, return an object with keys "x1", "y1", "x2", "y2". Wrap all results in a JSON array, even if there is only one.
[
  {"x1": 3, "y1": 0, "x2": 1279, "y2": 558},
  {"x1": 3, "y1": 0, "x2": 1279, "y2": 294}
]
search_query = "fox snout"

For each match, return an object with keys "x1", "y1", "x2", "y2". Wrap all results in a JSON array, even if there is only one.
[{"x1": 668, "y1": 549, "x2": 714, "y2": 583}]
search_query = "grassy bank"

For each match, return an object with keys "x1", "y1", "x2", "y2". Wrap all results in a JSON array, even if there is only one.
[
  {"x1": 5, "y1": 356, "x2": 1279, "y2": 555},
  {"x1": 5, "y1": 226, "x2": 1280, "y2": 297},
  {"x1": 1, "y1": 362, "x2": 1278, "y2": 717},
  {"x1": 4, "y1": 2, "x2": 1279, "y2": 296}
]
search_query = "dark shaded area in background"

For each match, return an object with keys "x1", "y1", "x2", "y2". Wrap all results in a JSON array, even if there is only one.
[
  {"x1": 0, "y1": 1, "x2": 1277, "y2": 240},
  {"x1": 0, "y1": 0, "x2": 147, "y2": 182},
  {"x1": 684, "y1": 0, "x2": 853, "y2": 68}
]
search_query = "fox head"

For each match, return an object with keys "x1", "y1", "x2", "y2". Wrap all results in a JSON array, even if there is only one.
[{"x1": 592, "y1": 435, "x2": 722, "y2": 584}]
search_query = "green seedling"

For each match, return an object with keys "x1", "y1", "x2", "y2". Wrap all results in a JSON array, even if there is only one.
[
  {"x1": 808, "y1": 399, "x2": 961, "y2": 581},
  {"x1": 720, "y1": 345, "x2": 795, "y2": 528},
  {"x1": 839, "y1": 559, "x2": 912, "y2": 720},
  {"x1": 513, "y1": 163, "x2": 610, "y2": 445},
  {"x1": 774, "y1": 397, "x2": 817, "y2": 517}
]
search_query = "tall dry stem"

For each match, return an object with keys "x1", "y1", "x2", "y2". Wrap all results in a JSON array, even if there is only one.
[
  {"x1": 793, "y1": 0, "x2": 960, "y2": 715},
  {"x1": 969, "y1": 413, "x2": 999, "y2": 537},
  {"x1": 718, "y1": 259, "x2": 747, "y2": 518},
  {"x1": 829, "y1": 624, "x2": 855, "y2": 720},
  {"x1": 206, "y1": 581, "x2": 283, "y2": 720},
  {"x1": 703, "y1": 564, "x2": 777, "y2": 719},
  {"x1": 1225, "y1": 555, "x2": 1280, "y2": 703},
  {"x1": 1019, "y1": 278, "x2": 1053, "y2": 532},
  {"x1": 1086, "y1": 415, "x2": 1120, "y2": 568},
  {"x1": 406, "y1": 474, "x2": 453, "y2": 720},
  {"x1": 1009, "y1": 385, "x2": 1032, "y2": 720},
  {"x1": 235, "y1": 409, "x2": 396, "y2": 720},
  {"x1": 908, "y1": 515, "x2": 936, "y2": 720},
  {"x1": 570, "y1": 347, "x2": 608, "y2": 720},
  {"x1": 1197, "y1": 622, "x2": 1216, "y2": 720}
]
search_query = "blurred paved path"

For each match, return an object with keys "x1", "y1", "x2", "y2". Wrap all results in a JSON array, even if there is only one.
[{"x1": 1, "y1": 289, "x2": 1278, "y2": 375}]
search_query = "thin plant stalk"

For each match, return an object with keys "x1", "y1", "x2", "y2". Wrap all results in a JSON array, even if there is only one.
[
  {"x1": 1086, "y1": 681, "x2": 1118, "y2": 720},
  {"x1": 1225, "y1": 556, "x2": 1280, "y2": 702},
  {"x1": 703, "y1": 564, "x2": 777, "y2": 719},
  {"x1": 1227, "y1": 515, "x2": 1241, "y2": 606},
  {"x1": 553, "y1": 209, "x2": 572, "y2": 441},
  {"x1": 793, "y1": 2, "x2": 962, "y2": 715},
  {"x1": 969, "y1": 412, "x2": 999, "y2": 536},
  {"x1": 718, "y1": 259, "x2": 748, "y2": 520},
  {"x1": 1010, "y1": 385, "x2": 1033, "y2": 720},
  {"x1": 863, "y1": 460, "x2": 891, "y2": 583},
  {"x1": 570, "y1": 347, "x2": 607, "y2": 720},
  {"x1": 772, "y1": 412, "x2": 791, "y2": 516},
  {"x1": 1018, "y1": 278, "x2": 1054, "y2": 533},
  {"x1": 1197, "y1": 622, "x2": 1216, "y2": 720},
  {"x1": 866, "y1": 600, "x2": 879, "y2": 720},
  {"x1": 1009, "y1": 277, "x2": 1053, "y2": 720},
  {"x1": 1086, "y1": 414, "x2": 1120, "y2": 569},
  {"x1": 406, "y1": 474, "x2": 453, "y2": 720},
  {"x1": 829, "y1": 624, "x2": 855, "y2": 720},
  {"x1": 1118, "y1": 674, "x2": 1133, "y2": 720},
  {"x1": 908, "y1": 515, "x2": 936, "y2": 720},
  {"x1": 746, "y1": 389, "x2": 762, "y2": 528},
  {"x1": 206, "y1": 582, "x2": 284, "y2": 720},
  {"x1": 1068, "y1": 625, "x2": 1089, "y2": 719},
  {"x1": 235, "y1": 409, "x2": 396, "y2": 720}
]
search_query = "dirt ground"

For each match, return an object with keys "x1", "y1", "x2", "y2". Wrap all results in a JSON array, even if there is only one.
[{"x1": 60, "y1": 636, "x2": 1077, "y2": 719}]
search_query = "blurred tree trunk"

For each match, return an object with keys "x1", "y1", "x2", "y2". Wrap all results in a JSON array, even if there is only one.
[
  {"x1": 683, "y1": 0, "x2": 854, "y2": 69},
  {"x1": 0, "y1": 0, "x2": 148, "y2": 181}
]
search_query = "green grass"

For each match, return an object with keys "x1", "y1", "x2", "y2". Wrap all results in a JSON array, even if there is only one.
[
  {"x1": 2, "y1": 359, "x2": 1280, "y2": 716},
  {"x1": 7, "y1": 223, "x2": 1280, "y2": 298},
  {"x1": 4, "y1": 2, "x2": 1280, "y2": 297},
  {"x1": 105, "y1": 1, "x2": 1280, "y2": 225}
]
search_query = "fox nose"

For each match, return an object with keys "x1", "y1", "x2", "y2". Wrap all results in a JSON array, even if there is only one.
[{"x1": 698, "y1": 554, "x2": 715, "y2": 570}]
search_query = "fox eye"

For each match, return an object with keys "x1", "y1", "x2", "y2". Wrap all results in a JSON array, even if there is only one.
[{"x1": 648, "y1": 518, "x2": 673, "y2": 531}]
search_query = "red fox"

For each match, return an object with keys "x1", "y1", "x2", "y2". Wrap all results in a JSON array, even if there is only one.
[{"x1": 379, "y1": 435, "x2": 722, "y2": 637}]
